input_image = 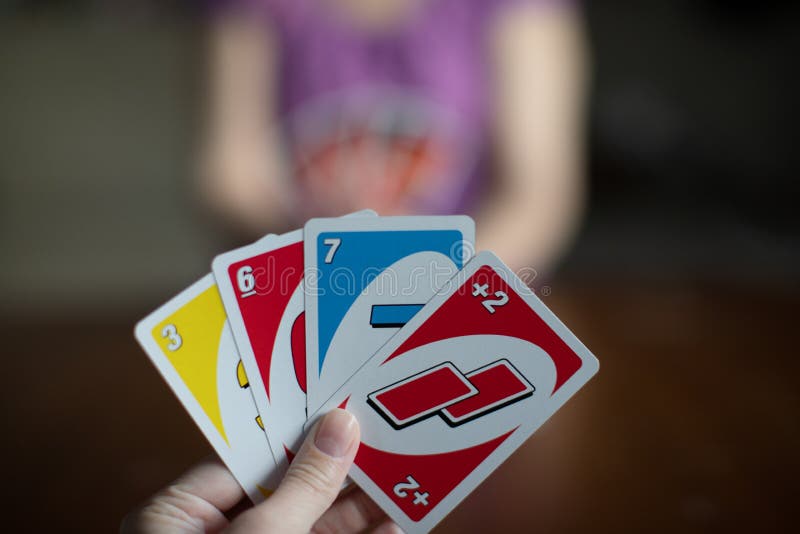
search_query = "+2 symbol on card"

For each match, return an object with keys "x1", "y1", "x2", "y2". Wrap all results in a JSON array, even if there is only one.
[
  {"x1": 394, "y1": 475, "x2": 430, "y2": 507},
  {"x1": 472, "y1": 282, "x2": 509, "y2": 314}
]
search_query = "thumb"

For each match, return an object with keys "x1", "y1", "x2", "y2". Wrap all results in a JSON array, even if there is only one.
[{"x1": 228, "y1": 409, "x2": 360, "y2": 533}]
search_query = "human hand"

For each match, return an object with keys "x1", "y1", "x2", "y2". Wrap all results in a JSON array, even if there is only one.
[
  {"x1": 198, "y1": 131, "x2": 291, "y2": 235},
  {"x1": 122, "y1": 409, "x2": 400, "y2": 533}
]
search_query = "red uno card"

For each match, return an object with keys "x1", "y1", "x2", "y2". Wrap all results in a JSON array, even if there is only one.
[
  {"x1": 212, "y1": 211, "x2": 375, "y2": 470},
  {"x1": 212, "y1": 231, "x2": 307, "y2": 471},
  {"x1": 306, "y1": 251, "x2": 599, "y2": 533}
]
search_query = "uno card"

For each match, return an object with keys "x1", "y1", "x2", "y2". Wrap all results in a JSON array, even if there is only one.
[
  {"x1": 306, "y1": 251, "x2": 599, "y2": 532},
  {"x1": 212, "y1": 211, "x2": 376, "y2": 469},
  {"x1": 212, "y1": 230, "x2": 306, "y2": 470},
  {"x1": 303, "y1": 215, "x2": 475, "y2": 414},
  {"x1": 134, "y1": 274, "x2": 281, "y2": 502}
]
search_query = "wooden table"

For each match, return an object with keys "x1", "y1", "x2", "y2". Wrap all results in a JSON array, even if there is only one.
[{"x1": 2, "y1": 281, "x2": 796, "y2": 532}]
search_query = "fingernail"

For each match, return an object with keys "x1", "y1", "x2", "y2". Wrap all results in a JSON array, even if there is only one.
[{"x1": 315, "y1": 409, "x2": 358, "y2": 458}]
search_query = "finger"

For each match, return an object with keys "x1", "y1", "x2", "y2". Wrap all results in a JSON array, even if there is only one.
[
  {"x1": 171, "y1": 456, "x2": 245, "y2": 511},
  {"x1": 311, "y1": 486, "x2": 387, "y2": 534},
  {"x1": 228, "y1": 409, "x2": 359, "y2": 533},
  {"x1": 371, "y1": 518, "x2": 405, "y2": 534},
  {"x1": 121, "y1": 456, "x2": 244, "y2": 534}
]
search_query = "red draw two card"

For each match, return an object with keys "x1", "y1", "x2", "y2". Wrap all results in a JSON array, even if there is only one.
[{"x1": 307, "y1": 251, "x2": 599, "y2": 533}]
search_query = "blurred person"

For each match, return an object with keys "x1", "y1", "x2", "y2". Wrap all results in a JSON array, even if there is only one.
[{"x1": 200, "y1": 0, "x2": 588, "y2": 272}]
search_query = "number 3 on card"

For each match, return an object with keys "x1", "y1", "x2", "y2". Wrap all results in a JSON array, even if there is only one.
[{"x1": 161, "y1": 323, "x2": 182, "y2": 351}]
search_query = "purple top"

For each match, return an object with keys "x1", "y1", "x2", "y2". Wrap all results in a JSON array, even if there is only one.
[{"x1": 217, "y1": 0, "x2": 566, "y2": 217}]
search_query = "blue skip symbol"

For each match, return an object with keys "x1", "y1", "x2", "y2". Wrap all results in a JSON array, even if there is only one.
[{"x1": 369, "y1": 304, "x2": 424, "y2": 328}]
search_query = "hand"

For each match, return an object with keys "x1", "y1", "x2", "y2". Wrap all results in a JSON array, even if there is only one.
[
  {"x1": 122, "y1": 409, "x2": 400, "y2": 533},
  {"x1": 198, "y1": 132, "x2": 291, "y2": 234}
]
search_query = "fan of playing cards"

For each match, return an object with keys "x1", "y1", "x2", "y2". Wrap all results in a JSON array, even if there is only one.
[{"x1": 135, "y1": 211, "x2": 599, "y2": 533}]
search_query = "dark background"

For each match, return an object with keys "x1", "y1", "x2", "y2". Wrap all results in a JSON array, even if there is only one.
[{"x1": 1, "y1": 1, "x2": 797, "y2": 532}]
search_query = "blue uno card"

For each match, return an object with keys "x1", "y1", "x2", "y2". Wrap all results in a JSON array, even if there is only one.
[{"x1": 303, "y1": 216, "x2": 475, "y2": 414}]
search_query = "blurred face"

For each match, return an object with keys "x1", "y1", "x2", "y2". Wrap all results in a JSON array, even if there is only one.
[{"x1": 327, "y1": 0, "x2": 424, "y2": 29}]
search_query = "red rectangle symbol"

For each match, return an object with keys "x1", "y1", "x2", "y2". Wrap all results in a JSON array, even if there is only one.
[
  {"x1": 441, "y1": 359, "x2": 534, "y2": 426},
  {"x1": 368, "y1": 363, "x2": 478, "y2": 428}
]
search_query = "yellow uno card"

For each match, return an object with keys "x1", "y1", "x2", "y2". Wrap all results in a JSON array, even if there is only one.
[{"x1": 135, "y1": 274, "x2": 281, "y2": 502}]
